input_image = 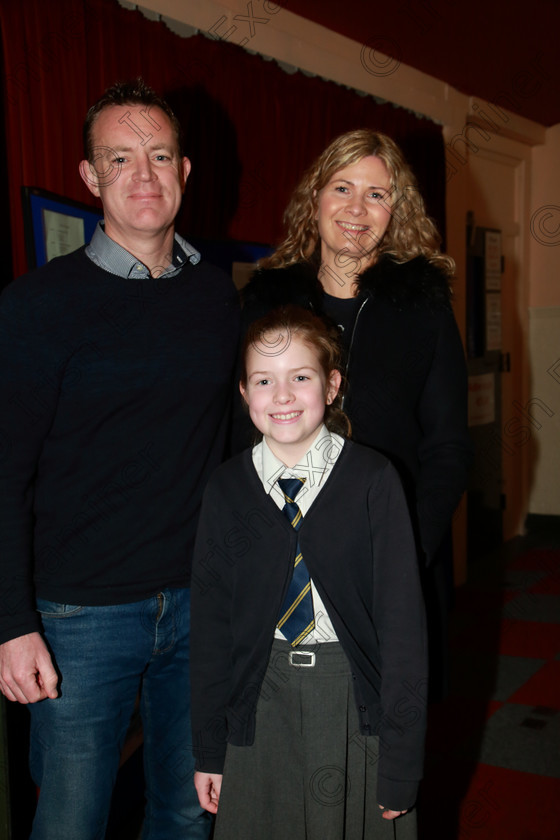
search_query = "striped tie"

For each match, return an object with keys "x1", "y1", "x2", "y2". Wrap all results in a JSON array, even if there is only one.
[{"x1": 277, "y1": 477, "x2": 315, "y2": 647}]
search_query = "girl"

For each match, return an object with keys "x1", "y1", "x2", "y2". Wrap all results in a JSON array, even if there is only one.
[{"x1": 190, "y1": 305, "x2": 428, "y2": 839}]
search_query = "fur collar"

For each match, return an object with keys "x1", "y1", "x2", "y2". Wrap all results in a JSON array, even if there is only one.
[{"x1": 244, "y1": 254, "x2": 452, "y2": 313}]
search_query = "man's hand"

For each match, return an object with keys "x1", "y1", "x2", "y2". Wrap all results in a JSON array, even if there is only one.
[
  {"x1": 194, "y1": 771, "x2": 222, "y2": 814},
  {"x1": 379, "y1": 805, "x2": 409, "y2": 820},
  {"x1": 0, "y1": 632, "x2": 58, "y2": 703}
]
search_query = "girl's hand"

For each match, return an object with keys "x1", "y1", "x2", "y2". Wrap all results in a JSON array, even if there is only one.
[
  {"x1": 194, "y1": 771, "x2": 223, "y2": 814},
  {"x1": 379, "y1": 805, "x2": 409, "y2": 820}
]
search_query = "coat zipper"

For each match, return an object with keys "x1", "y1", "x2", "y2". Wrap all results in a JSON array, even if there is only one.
[{"x1": 341, "y1": 295, "x2": 370, "y2": 411}]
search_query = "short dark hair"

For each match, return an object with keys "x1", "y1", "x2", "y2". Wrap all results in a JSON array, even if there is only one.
[{"x1": 83, "y1": 77, "x2": 183, "y2": 160}]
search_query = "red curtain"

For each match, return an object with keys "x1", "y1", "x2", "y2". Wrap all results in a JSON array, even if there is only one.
[{"x1": 0, "y1": 0, "x2": 446, "y2": 279}]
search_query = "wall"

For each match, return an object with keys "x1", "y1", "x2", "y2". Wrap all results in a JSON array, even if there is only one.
[
  {"x1": 527, "y1": 124, "x2": 560, "y2": 514},
  {"x1": 529, "y1": 125, "x2": 560, "y2": 307}
]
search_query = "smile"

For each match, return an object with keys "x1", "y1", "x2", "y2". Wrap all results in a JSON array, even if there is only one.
[
  {"x1": 270, "y1": 411, "x2": 302, "y2": 420},
  {"x1": 336, "y1": 221, "x2": 369, "y2": 232}
]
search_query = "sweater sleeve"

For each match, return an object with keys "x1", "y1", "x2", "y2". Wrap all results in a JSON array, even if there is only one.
[
  {"x1": 415, "y1": 305, "x2": 473, "y2": 563},
  {"x1": 0, "y1": 281, "x2": 62, "y2": 643},
  {"x1": 190, "y1": 482, "x2": 234, "y2": 774},
  {"x1": 369, "y1": 461, "x2": 428, "y2": 811}
]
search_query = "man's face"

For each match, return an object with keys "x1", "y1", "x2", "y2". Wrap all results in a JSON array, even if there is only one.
[{"x1": 79, "y1": 104, "x2": 190, "y2": 247}]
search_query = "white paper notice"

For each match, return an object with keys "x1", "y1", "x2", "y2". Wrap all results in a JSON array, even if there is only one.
[
  {"x1": 484, "y1": 230, "x2": 502, "y2": 290},
  {"x1": 43, "y1": 209, "x2": 85, "y2": 262},
  {"x1": 485, "y1": 293, "x2": 502, "y2": 351},
  {"x1": 468, "y1": 373, "x2": 495, "y2": 427}
]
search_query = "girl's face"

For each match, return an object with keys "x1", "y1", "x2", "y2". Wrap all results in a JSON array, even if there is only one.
[
  {"x1": 315, "y1": 155, "x2": 392, "y2": 277},
  {"x1": 240, "y1": 333, "x2": 341, "y2": 467}
]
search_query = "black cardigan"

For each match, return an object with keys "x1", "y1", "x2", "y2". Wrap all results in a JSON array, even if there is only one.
[
  {"x1": 239, "y1": 255, "x2": 472, "y2": 565},
  {"x1": 190, "y1": 441, "x2": 428, "y2": 812}
]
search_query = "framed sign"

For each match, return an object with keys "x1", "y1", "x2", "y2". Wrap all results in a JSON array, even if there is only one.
[{"x1": 21, "y1": 186, "x2": 102, "y2": 270}]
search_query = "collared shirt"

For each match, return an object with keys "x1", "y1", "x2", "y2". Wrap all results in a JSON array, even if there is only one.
[
  {"x1": 252, "y1": 425, "x2": 345, "y2": 644},
  {"x1": 85, "y1": 221, "x2": 201, "y2": 279}
]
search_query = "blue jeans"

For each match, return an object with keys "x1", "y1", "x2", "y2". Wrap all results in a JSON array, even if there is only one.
[{"x1": 29, "y1": 588, "x2": 212, "y2": 840}]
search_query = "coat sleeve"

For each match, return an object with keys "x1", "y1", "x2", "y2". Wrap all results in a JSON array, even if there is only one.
[
  {"x1": 190, "y1": 482, "x2": 234, "y2": 774},
  {"x1": 369, "y1": 461, "x2": 428, "y2": 811},
  {"x1": 415, "y1": 305, "x2": 473, "y2": 563}
]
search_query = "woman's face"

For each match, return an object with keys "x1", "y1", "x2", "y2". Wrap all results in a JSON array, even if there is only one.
[{"x1": 315, "y1": 155, "x2": 392, "y2": 277}]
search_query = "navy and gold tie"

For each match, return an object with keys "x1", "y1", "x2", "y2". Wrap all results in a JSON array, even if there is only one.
[{"x1": 277, "y1": 477, "x2": 315, "y2": 647}]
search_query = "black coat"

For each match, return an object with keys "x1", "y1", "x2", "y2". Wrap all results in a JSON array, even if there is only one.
[{"x1": 240, "y1": 255, "x2": 472, "y2": 567}]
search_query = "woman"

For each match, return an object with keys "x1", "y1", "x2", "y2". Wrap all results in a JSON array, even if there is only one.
[{"x1": 238, "y1": 129, "x2": 472, "y2": 699}]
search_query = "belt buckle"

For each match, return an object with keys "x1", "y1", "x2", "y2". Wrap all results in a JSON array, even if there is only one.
[{"x1": 288, "y1": 650, "x2": 316, "y2": 667}]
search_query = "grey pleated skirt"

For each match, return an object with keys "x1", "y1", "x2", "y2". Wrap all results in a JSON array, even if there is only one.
[{"x1": 213, "y1": 639, "x2": 418, "y2": 840}]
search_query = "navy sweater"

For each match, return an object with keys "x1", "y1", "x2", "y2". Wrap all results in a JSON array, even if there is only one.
[{"x1": 0, "y1": 247, "x2": 239, "y2": 644}]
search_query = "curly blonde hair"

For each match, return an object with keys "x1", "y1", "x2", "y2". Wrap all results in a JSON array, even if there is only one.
[{"x1": 261, "y1": 128, "x2": 454, "y2": 277}]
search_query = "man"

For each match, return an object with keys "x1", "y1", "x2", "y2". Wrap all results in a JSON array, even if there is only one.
[{"x1": 0, "y1": 79, "x2": 239, "y2": 839}]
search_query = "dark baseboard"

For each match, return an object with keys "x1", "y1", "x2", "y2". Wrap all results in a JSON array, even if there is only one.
[{"x1": 524, "y1": 513, "x2": 560, "y2": 536}]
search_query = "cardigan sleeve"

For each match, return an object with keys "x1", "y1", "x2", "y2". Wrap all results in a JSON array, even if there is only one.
[
  {"x1": 190, "y1": 482, "x2": 235, "y2": 774},
  {"x1": 368, "y1": 461, "x2": 428, "y2": 811},
  {"x1": 415, "y1": 305, "x2": 473, "y2": 563}
]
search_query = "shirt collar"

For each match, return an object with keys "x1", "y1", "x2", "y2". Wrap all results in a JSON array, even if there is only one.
[
  {"x1": 261, "y1": 425, "x2": 341, "y2": 496},
  {"x1": 85, "y1": 221, "x2": 201, "y2": 279}
]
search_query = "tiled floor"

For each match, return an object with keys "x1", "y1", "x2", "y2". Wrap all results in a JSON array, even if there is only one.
[{"x1": 419, "y1": 522, "x2": 560, "y2": 839}]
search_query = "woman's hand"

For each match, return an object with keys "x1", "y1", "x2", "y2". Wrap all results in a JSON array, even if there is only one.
[
  {"x1": 194, "y1": 771, "x2": 223, "y2": 814},
  {"x1": 379, "y1": 804, "x2": 409, "y2": 820}
]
